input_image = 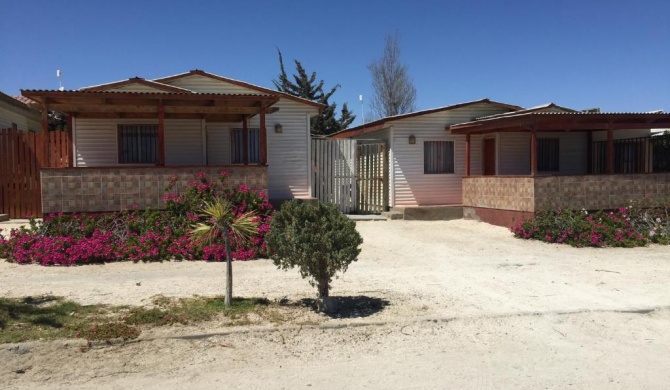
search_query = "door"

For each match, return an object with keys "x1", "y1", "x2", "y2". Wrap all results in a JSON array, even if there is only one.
[{"x1": 483, "y1": 138, "x2": 496, "y2": 175}]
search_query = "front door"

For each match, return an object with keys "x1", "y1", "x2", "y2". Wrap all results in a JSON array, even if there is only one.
[{"x1": 483, "y1": 138, "x2": 496, "y2": 175}]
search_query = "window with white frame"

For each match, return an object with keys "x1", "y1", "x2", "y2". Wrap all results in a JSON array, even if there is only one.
[
  {"x1": 230, "y1": 128, "x2": 260, "y2": 164},
  {"x1": 424, "y1": 140, "x2": 455, "y2": 174}
]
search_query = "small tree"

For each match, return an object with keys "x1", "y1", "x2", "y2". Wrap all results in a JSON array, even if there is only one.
[
  {"x1": 266, "y1": 201, "x2": 363, "y2": 312},
  {"x1": 190, "y1": 198, "x2": 259, "y2": 307}
]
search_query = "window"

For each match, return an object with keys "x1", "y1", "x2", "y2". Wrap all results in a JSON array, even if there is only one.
[
  {"x1": 11, "y1": 123, "x2": 18, "y2": 130},
  {"x1": 231, "y1": 128, "x2": 260, "y2": 164},
  {"x1": 424, "y1": 141, "x2": 454, "y2": 174},
  {"x1": 538, "y1": 138, "x2": 559, "y2": 172},
  {"x1": 117, "y1": 124, "x2": 158, "y2": 164}
]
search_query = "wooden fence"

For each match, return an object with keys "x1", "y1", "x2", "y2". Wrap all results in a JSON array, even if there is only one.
[
  {"x1": 0, "y1": 128, "x2": 71, "y2": 218},
  {"x1": 311, "y1": 138, "x2": 388, "y2": 214}
]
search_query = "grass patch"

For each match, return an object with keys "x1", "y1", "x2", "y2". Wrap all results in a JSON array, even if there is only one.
[{"x1": 0, "y1": 295, "x2": 288, "y2": 344}]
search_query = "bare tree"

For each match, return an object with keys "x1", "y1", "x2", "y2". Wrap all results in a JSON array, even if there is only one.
[{"x1": 367, "y1": 32, "x2": 417, "y2": 119}]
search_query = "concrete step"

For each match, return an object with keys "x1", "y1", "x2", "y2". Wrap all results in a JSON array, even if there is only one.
[
  {"x1": 389, "y1": 206, "x2": 463, "y2": 221},
  {"x1": 381, "y1": 211, "x2": 404, "y2": 220}
]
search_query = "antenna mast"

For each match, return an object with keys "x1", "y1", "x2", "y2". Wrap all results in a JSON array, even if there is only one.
[{"x1": 57, "y1": 69, "x2": 64, "y2": 91}]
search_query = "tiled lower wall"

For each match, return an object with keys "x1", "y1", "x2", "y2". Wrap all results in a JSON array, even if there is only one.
[
  {"x1": 41, "y1": 166, "x2": 268, "y2": 214},
  {"x1": 534, "y1": 173, "x2": 670, "y2": 210},
  {"x1": 462, "y1": 176, "x2": 535, "y2": 212},
  {"x1": 463, "y1": 173, "x2": 670, "y2": 213}
]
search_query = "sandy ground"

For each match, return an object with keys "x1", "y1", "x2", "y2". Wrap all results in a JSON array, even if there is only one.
[{"x1": 1, "y1": 219, "x2": 670, "y2": 389}]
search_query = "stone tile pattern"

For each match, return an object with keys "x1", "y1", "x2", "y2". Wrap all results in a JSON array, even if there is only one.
[
  {"x1": 462, "y1": 177, "x2": 535, "y2": 212},
  {"x1": 41, "y1": 166, "x2": 268, "y2": 214},
  {"x1": 534, "y1": 173, "x2": 670, "y2": 211},
  {"x1": 463, "y1": 173, "x2": 670, "y2": 212}
]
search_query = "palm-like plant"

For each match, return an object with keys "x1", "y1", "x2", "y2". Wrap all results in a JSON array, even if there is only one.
[{"x1": 190, "y1": 198, "x2": 259, "y2": 307}]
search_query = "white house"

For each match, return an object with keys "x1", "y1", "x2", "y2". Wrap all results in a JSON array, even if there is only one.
[
  {"x1": 21, "y1": 70, "x2": 323, "y2": 213},
  {"x1": 0, "y1": 91, "x2": 40, "y2": 131},
  {"x1": 333, "y1": 100, "x2": 670, "y2": 226}
]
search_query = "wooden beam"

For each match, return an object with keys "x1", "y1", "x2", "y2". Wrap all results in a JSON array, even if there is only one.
[
  {"x1": 40, "y1": 102, "x2": 49, "y2": 167},
  {"x1": 465, "y1": 133, "x2": 471, "y2": 177},
  {"x1": 46, "y1": 104, "x2": 279, "y2": 115},
  {"x1": 158, "y1": 104, "x2": 165, "y2": 166},
  {"x1": 530, "y1": 129, "x2": 538, "y2": 176},
  {"x1": 606, "y1": 125, "x2": 614, "y2": 174},
  {"x1": 260, "y1": 106, "x2": 267, "y2": 165},
  {"x1": 586, "y1": 130, "x2": 592, "y2": 174},
  {"x1": 66, "y1": 114, "x2": 74, "y2": 167},
  {"x1": 242, "y1": 116, "x2": 249, "y2": 165}
]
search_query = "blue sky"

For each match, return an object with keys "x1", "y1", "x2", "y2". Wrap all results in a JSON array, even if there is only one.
[{"x1": 1, "y1": 0, "x2": 668, "y2": 125}]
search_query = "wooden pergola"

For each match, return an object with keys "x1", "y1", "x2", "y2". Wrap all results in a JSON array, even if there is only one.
[
  {"x1": 20, "y1": 89, "x2": 281, "y2": 166},
  {"x1": 448, "y1": 112, "x2": 670, "y2": 176}
]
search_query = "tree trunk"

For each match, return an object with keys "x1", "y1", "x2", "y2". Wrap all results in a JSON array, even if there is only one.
[
  {"x1": 224, "y1": 236, "x2": 233, "y2": 307},
  {"x1": 316, "y1": 278, "x2": 336, "y2": 313}
]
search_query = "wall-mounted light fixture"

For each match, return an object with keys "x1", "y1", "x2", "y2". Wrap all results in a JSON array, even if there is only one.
[
  {"x1": 274, "y1": 123, "x2": 283, "y2": 133},
  {"x1": 408, "y1": 135, "x2": 416, "y2": 144}
]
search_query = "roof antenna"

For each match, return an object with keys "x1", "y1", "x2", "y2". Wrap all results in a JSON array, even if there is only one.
[{"x1": 56, "y1": 69, "x2": 64, "y2": 91}]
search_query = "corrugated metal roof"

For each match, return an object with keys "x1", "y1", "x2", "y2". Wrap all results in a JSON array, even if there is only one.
[
  {"x1": 21, "y1": 89, "x2": 277, "y2": 97},
  {"x1": 331, "y1": 98, "x2": 522, "y2": 138},
  {"x1": 474, "y1": 103, "x2": 577, "y2": 120}
]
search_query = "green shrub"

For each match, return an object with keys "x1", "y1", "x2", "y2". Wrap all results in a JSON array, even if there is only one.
[
  {"x1": 511, "y1": 202, "x2": 670, "y2": 247},
  {"x1": 266, "y1": 201, "x2": 363, "y2": 311}
]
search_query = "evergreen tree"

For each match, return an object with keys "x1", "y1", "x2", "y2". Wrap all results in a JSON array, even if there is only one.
[{"x1": 273, "y1": 50, "x2": 355, "y2": 136}]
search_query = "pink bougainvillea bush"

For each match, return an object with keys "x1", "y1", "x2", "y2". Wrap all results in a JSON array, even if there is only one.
[
  {"x1": 0, "y1": 171, "x2": 274, "y2": 265},
  {"x1": 511, "y1": 202, "x2": 670, "y2": 247}
]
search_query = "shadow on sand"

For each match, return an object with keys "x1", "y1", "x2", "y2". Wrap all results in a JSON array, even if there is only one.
[{"x1": 292, "y1": 295, "x2": 390, "y2": 319}]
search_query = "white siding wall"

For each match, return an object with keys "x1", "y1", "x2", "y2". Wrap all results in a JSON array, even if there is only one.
[
  {"x1": 388, "y1": 103, "x2": 511, "y2": 206},
  {"x1": 109, "y1": 84, "x2": 170, "y2": 93},
  {"x1": 162, "y1": 74, "x2": 318, "y2": 199},
  {"x1": 161, "y1": 75, "x2": 264, "y2": 94},
  {"x1": 165, "y1": 119, "x2": 203, "y2": 165},
  {"x1": 77, "y1": 74, "x2": 317, "y2": 199},
  {"x1": 206, "y1": 123, "x2": 234, "y2": 165},
  {"x1": 0, "y1": 104, "x2": 40, "y2": 131},
  {"x1": 248, "y1": 99, "x2": 317, "y2": 199},
  {"x1": 498, "y1": 133, "x2": 530, "y2": 175},
  {"x1": 74, "y1": 118, "x2": 203, "y2": 166}
]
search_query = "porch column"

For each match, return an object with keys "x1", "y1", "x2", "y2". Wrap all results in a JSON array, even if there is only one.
[
  {"x1": 606, "y1": 125, "x2": 614, "y2": 174},
  {"x1": 158, "y1": 104, "x2": 165, "y2": 166},
  {"x1": 465, "y1": 133, "x2": 471, "y2": 176},
  {"x1": 40, "y1": 101, "x2": 49, "y2": 166},
  {"x1": 66, "y1": 114, "x2": 74, "y2": 167},
  {"x1": 530, "y1": 129, "x2": 538, "y2": 176},
  {"x1": 260, "y1": 106, "x2": 267, "y2": 165},
  {"x1": 586, "y1": 131, "x2": 592, "y2": 174},
  {"x1": 242, "y1": 116, "x2": 249, "y2": 165}
]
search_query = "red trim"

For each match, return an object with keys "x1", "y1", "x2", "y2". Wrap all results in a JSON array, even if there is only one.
[
  {"x1": 606, "y1": 127, "x2": 614, "y2": 174},
  {"x1": 41, "y1": 164, "x2": 268, "y2": 171},
  {"x1": 158, "y1": 104, "x2": 165, "y2": 166},
  {"x1": 242, "y1": 117, "x2": 249, "y2": 165},
  {"x1": 260, "y1": 107, "x2": 267, "y2": 165},
  {"x1": 465, "y1": 133, "x2": 471, "y2": 176},
  {"x1": 66, "y1": 114, "x2": 74, "y2": 167}
]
